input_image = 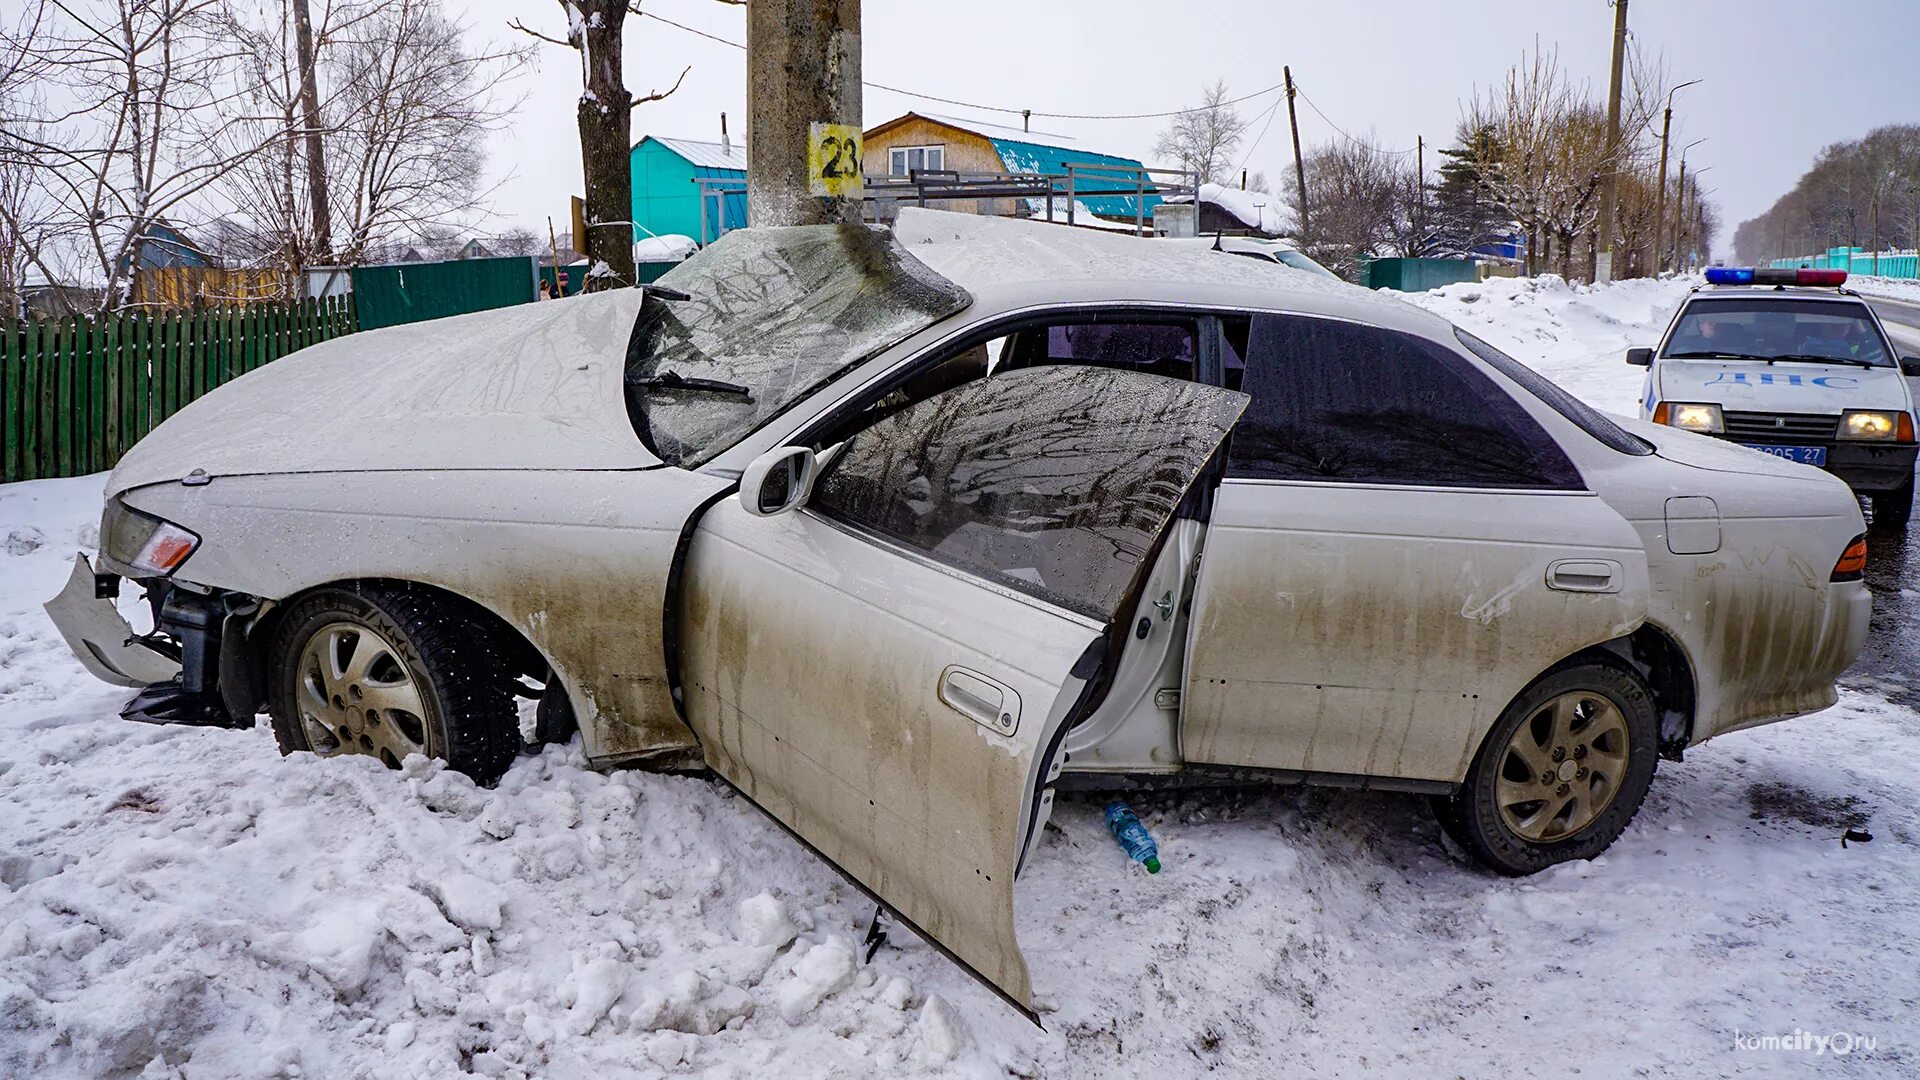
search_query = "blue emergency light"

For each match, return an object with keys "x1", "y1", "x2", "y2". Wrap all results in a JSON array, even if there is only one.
[{"x1": 1705, "y1": 267, "x2": 1848, "y2": 286}]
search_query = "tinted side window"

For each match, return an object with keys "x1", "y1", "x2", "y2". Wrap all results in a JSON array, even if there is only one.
[
  {"x1": 1003, "y1": 320, "x2": 1196, "y2": 382},
  {"x1": 1222, "y1": 315, "x2": 1582, "y2": 489},
  {"x1": 1454, "y1": 328, "x2": 1652, "y2": 456},
  {"x1": 811, "y1": 365, "x2": 1246, "y2": 621}
]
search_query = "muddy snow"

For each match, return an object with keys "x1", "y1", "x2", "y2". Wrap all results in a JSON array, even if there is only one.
[{"x1": 3, "y1": 276, "x2": 1917, "y2": 1078}]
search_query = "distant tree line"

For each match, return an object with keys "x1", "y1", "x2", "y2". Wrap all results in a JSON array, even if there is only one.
[{"x1": 1731, "y1": 125, "x2": 1920, "y2": 267}]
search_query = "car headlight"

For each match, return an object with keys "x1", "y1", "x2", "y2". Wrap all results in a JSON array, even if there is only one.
[
  {"x1": 1657, "y1": 402, "x2": 1724, "y2": 434},
  {"x1": 1838, "y1": 410, "x2": 1910, "y2": 442},
  {"x1": 102, "y1": 500, "x2": 201, "y2": 576}
]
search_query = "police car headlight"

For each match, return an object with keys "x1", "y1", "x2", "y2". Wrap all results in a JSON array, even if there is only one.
[
  {"x1": 1839, "y1": 410, "x2": 1900, "y2": 441},
  {"x1": 1659, "y1": 402, "x2": 1724, "y2": 434}
]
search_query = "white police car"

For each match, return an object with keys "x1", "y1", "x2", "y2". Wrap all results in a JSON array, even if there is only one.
[{"x1": 1631, "y1": 267, "x2": 1920, "y2": 527}]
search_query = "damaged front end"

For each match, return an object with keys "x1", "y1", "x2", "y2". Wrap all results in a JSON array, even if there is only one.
[{"x1": 44, "y1": 498, "x2": 263, "y2": 730}]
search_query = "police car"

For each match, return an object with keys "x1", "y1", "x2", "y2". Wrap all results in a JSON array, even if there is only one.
[{"x1": 1631, "y1": 267, "x2": 1920, "y2": 527}]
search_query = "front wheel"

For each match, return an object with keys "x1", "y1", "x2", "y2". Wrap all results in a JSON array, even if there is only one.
[
  {"x1": 1870, "y1": 475, "x2": 1913, "y2": 530},
  {"x1": 266, "y1": 585, "x2": 521, "y2": 784},
  {"x1": 1436, "y1": 662, "x2": 1659, "y2": 875}
]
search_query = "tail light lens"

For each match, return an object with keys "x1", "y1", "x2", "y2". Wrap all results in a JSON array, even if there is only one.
[{"x1": 1831, "y1": 535, "x2": 1868, "y2": 582}]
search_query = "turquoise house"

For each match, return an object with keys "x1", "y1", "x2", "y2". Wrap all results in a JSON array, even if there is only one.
[{"x1": 630, "y1": 135, "x2": 748, "y2": 246}]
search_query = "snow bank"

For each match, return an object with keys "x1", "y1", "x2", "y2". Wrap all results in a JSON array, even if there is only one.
[
  {"x1": 6, "y1": 274, "x2": 1920, "y2": 1076},
  {"x1": 1401, "y1": 272, "x2": 1697, "y2": 415}
]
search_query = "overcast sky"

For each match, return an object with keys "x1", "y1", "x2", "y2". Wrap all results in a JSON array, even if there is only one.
[{"x1": 466, "y1": 0, "x2": 1920, "y2": 258}]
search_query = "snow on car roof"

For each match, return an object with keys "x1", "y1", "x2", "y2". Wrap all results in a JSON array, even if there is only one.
[{"x1": 891, "y1": 207, "x2": 1442, "y2": 333}]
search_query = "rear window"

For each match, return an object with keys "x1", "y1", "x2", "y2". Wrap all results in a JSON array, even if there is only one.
[
  {"x1": 1454, "y1": 329, "x2": 1653, "y2": 456},
  {"x1": 1663, "y1": 297, "x2": 1892, "y2": 367}
]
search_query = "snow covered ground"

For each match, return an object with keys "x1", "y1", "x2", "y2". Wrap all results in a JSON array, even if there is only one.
[{"x1": 4, "y1": 276, "x2": 1918, "y2": 1078}]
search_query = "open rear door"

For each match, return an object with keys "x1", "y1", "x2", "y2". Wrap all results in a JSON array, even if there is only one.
[{"x1": 677, "y1": 366, "x2": 1245, "y2": 1013}]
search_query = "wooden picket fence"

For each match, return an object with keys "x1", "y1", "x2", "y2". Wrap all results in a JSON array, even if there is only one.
[{"x1": 2, "y1": 295, "x2": 357, "y2": 484}]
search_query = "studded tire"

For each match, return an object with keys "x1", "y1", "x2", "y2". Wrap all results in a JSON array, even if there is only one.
[
  {"x1": 1435, "y1": 661, "x2": 1660, "y2": 876},
  {"x1": 266, "y1": 584, "x2": 521, "y2": 785}
]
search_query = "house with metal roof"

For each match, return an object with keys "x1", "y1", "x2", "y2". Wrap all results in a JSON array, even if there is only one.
[
  {"x1": 630, "y1": 133, "x2": 747, "y2": 246},
  {"x1": 862, "y1": 113, "x2": 1161, "y2": 223}
]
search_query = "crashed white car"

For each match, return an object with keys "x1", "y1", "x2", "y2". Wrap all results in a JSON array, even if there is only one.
[{"x1": 47, "y1": 210, "x2": 1869, "y2": 1015}]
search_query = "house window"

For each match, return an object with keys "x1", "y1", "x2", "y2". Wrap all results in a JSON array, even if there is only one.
[{"x1": 888, "y1": 145, "x2": 945, "y2": 176}]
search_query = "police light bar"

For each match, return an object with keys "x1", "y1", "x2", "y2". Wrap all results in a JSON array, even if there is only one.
[{"x1": 1705, "y1": 267, "x2": 1848, "y2": 286}]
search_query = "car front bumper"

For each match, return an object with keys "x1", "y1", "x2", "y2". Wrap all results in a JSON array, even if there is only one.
[
  {"x1": 1717, "y1": 435, "x2": 1917, "y2": 494},
  {"x1": 43, "y1": 553, "x2": 179, "y2": 688}
]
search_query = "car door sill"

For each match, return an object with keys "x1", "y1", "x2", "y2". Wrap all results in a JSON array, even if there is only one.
[{"x1": 1184, "y1": 762, "x2": 1457, "y2": 795}]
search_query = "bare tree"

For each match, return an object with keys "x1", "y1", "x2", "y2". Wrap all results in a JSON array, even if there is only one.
[
  {"x1": 215, "y1": 0, "x2": 526, "y2": 277},
  {"x1": 512, "y1": 1, "x2": 707, "y2": 291},
  {"x1": 1154, "y1": 81, "x2": 1250, "y2": 186},
  {"x1": 1298, "y1": 139, "x2": 1400, "y2": 279},
  {"x1": 0, "y1": 0, "x2": 284, "y2": 310}
]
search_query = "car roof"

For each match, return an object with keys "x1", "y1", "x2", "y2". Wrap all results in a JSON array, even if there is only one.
[{"x1": 891, "y1": 208, "x2": 1446, "y2": 339}]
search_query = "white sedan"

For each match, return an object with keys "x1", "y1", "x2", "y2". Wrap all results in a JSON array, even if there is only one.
[{"x1": 46, "y1": 210, "x2": 1870, "y2": 1017}]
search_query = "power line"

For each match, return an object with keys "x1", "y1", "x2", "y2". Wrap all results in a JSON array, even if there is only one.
[
  {"x1": 1294, "y1": 86, "x2": 1418, "y2": 158},
  {"x1": 636, "y1": 10, "x2": 1286, "y2": 122},
  {"x1": 1236, "y1": 93, "x2": 1284, "y2": 176}
]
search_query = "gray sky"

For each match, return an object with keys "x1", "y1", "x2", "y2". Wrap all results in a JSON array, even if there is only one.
[{"x1": 469, "y1": 0, "x2": 1920, "y2": 258}]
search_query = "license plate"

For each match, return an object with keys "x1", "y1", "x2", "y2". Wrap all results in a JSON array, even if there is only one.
[{"x1": 1739, "y1": 443, "x2": 1827, "y2": 466}]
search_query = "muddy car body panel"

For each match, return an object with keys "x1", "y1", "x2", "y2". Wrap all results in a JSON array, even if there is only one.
[{"x1": 44, "y1": 209, "x2": 1873, "y2": 1012}]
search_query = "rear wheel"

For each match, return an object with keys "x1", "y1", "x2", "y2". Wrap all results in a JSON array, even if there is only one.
[
  {"x1": 266, "y1": 585, "x2": 520, "y2": 784},
  {"x1": 1870, "y1": 475, "x2": 1913, "y2": 530},
  {"x1": 1436, "y1": 662, "x2": 1659, "y2": 875}
]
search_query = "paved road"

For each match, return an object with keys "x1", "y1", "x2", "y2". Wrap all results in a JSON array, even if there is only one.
[{"x1": 1844, "y1": 295, "x2": 1920, "y2": 705}]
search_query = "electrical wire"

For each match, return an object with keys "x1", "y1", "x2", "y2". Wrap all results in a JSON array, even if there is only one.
[
  {"x1": 1295, "y1": 87, "x2": 1418, "y2": 158},
  {"x1": 1235, "y1": 94, "x2": 1284, "y2": 176},
  {"x1": 636, "y1": 10, "x2": 1286, "y2": 121}
]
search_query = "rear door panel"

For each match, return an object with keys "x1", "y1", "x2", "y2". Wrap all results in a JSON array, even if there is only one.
[{"x1": 1182, "y1": 482, "x2": 1650, "y2": 783}]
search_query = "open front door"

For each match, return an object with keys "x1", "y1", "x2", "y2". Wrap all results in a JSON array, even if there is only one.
[{"x1": 678, "y1": 366, "x2": 1245, "y2": 1012}]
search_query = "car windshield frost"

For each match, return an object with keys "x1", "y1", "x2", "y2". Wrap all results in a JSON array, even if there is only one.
[
  {"x1": 625, "y1": 224, "x2": 971, "y2": 467},
  {"x1": 1664, "y1": 298, "x2": 1892, "y2": 367}
]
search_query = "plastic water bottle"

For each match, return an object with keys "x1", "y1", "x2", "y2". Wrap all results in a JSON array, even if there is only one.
[{"x1": 1104, "y1": 800, "x2": 1161, "y2": 873}]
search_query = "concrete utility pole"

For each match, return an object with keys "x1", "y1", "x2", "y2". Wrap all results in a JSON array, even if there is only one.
[
  {"x1": 1284, "y1": 66, "x2": 1308, "y2": 239},
  {"x1": 1594, "y1": 0, "x2": 1629, "y2": 284},
  {"x1": 747, "y1": 0, "x2": 862, "y2": 226},
  {"x1": 1671, "y1": 138, "x2": 1705, "y2": 270},
  {"x1": 1650, "y1": 80, "x2": 1700, "y2": 275},
  {"x1": 292, "y1": 0, "x2": 331, "y2": 261}
]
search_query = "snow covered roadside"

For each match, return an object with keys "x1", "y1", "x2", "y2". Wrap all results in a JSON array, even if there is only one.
[
  {"x1": 1399, "y1": 272, "x2": 1694, "y2": 415},
  {"x1": 4, "y1": 278, "x2": 1919, "y2": 1078},
  {"x1": 1846, "y1": 275, "x2": 1920, "y2": 306}
]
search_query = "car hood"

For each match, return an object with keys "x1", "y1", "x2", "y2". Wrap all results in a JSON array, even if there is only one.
[
  {"x1": 1655, "y1": 358, "x2": 1913, "y2": 412},
  {"x1": 108, "y1": 291, "x2": 659, "y2": 494}
]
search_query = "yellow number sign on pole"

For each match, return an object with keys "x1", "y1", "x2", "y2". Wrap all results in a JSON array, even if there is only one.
[{"x1": 807, "y1": 122, "x2": 864, "y2": 198}]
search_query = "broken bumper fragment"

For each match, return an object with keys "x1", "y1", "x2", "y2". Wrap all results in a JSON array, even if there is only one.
[{"x1": 42, "y1": 553, "x2": 180, "y2": 687}]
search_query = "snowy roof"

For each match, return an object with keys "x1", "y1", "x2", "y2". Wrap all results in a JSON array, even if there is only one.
[
  {"x1": 634, "y1": 234, "x2": 698, "y2": 263},
  {"x1": 1165, "y1": 182, "x2": 1298, "y2": 236},
  {"x1": 647, "y1": 136, "x2": 748, "y2": 173}
]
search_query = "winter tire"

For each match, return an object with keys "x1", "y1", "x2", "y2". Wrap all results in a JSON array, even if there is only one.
[
  {"x1": 266, "y1": 584, "x2": 520, "y2": 784},
  {"x1": 1436, "y1": 661, "x2": 1659, "y2": 876},
  {"x1": 1870, "y1": 476, "x2": 1913, "y2": 531}
]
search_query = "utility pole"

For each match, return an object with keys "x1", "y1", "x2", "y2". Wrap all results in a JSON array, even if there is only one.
[
  {"x1": 1651, "y1": 79, "x2": 1700, "y2": 275},
  {"x1": 1670, "y1": 138, "x2": 1705, "y2": 272},
  {"x1": 1284, "y1": 66, "x2": 1308, "y2": 240},
  {"x1": 1594, "y1": 0, "x2": 1629, "y2": 284},
  {"x1": 747, "y1": 0, "x2": 862, "y2": 226},
  {"x1": 292, "y1": 0, "x2": 331, "y2": 262}
]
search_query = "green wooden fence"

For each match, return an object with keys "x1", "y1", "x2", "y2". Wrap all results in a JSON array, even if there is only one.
[{"x1": 2, "y1": 295, "x2": 357, "y2": 484}]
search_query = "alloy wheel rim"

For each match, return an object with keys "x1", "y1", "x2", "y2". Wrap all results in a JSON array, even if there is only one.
[
  {"x1": 295, "y1": 621, "x2": 430, "y2": 768},
  {"x1": 1495, "y1": 690, "x2": 1630, "y2": 843}
]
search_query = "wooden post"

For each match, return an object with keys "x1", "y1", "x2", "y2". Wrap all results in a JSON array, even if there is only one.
[
  {"x1": 1285, "y1": 66, "x2": 1308, "y2": 240},
  {"x1": 1595, "y1": 0, "x2": 1629, "y2": 283}
]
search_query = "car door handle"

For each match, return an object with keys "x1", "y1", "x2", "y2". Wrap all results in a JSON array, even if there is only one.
[
  {"x1": 1546, "y1": 559, "x2": 1622, "y2": 594},
  {"x1": 939, "y1": 666, "x2": 1019, "y2": 736}
]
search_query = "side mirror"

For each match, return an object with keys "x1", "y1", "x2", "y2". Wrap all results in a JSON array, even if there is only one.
[
  {"x1": 1900, "y1": 355, "x2": 1920, "y2": 377},
  {"x1": 740, "y1": 445, "x2": 818, "y2": 517},
  {"x1": 1625, "y1": 347, "x2": 1654, "y2": 367}
]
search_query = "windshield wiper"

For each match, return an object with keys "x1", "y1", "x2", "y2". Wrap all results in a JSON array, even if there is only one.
[
  {"x1": 1667, "y1": 350, "x2": 1766, "y2": 360},
  {"x1": 628, "y1": 369, "x2": 753, "y2": 399},
  {"x1": 645, "y1": 284, "x2": 693, "y2": 302},
  {"x1": 1760, "y1": 353, "x2": 1879, "y2": 369}
]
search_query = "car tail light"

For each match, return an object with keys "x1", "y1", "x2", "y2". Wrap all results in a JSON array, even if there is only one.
[{"x1": 1831, "y1": 535, "x2": 1867, "y2": 582}]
